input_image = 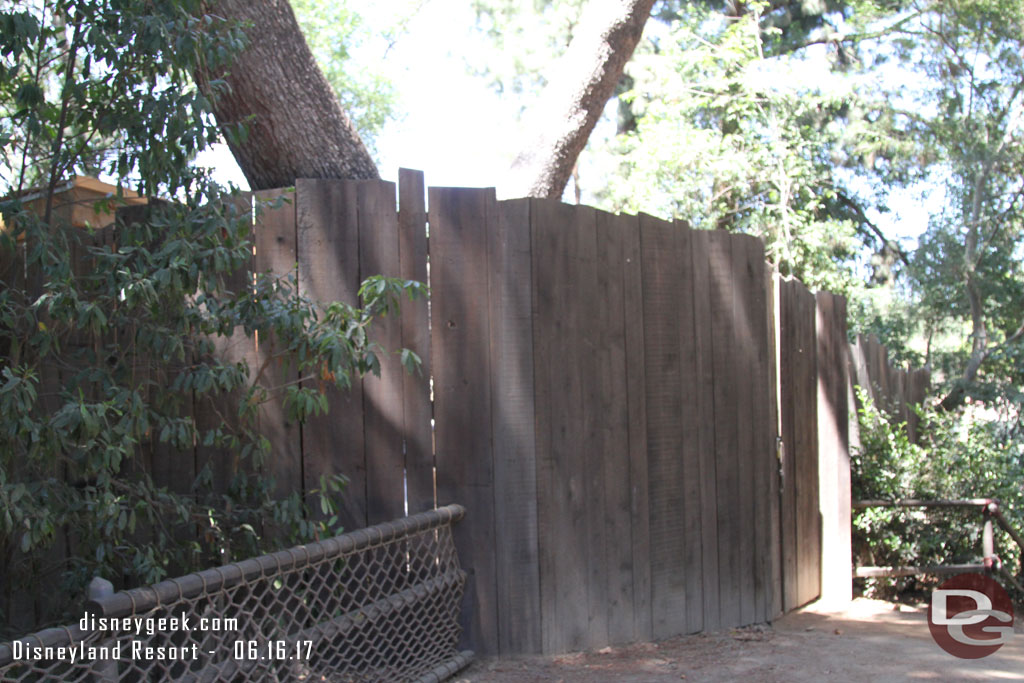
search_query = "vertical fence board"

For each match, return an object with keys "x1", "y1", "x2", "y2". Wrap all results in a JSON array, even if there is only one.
[
  {"x1": 791, "y1": 282, "x2": 820, "y2": 607},
  {"x1": 907, "y1": 367, "x2": 930, "y2": 444},
  {"x1": 765, "y1": 271, "x2": 783, "y2": 619},
  {"x1": 530, "y1": 199, "x2": 557, "y2": 655},
  {"x1": 532, "y1": 199, "x2": 591, "y2": 653},
  {"x1": 850, "y1": 335, "x2": 870, "y2": 406},
  {"x1": 736, "y1": 236, "x2": 771, "y2": 624},
  {"x1": 253, "y1": 189, "x2": 302, "y2": 503},
  {"x1": 779, "y1": 280, "x2": 799, "y2": 612},
  {"x1": 295, "y1": 180, "x2": 367, "y2": 531},
  {"x1": 872, "y1": 335, "x2": 888, "y2": 411},
  {"x1": 490, "y1": 198, "x2": 541, "y2": 655},
  {"x1": 397, "y1": 169, "x2": 434, "y2": 515},
  {"x1": 359, "y1": 180, "x2": 406, "y2": 525},
  {"x1": 732, "y1": 235, "x2": 759, "y2": 626},
  {"x1": 817, "y1": 292, "x2": 852, "y2": 605},
  {"x1": 675, "y1": 225, "x2": 704, "y2": 635},
  {"x1": 690, "y1": 229, "x2": 721, "y2": 631},
  {"x1": 708, "y1": 230, "x2": 742, "y2": 626},
  {"x1": 639, "y1": 213, "x2": 688, "y2": 639},
  {"x1": 622, "y1": 214, "x2": 652, "y2": 644},
  {"x1": 430, "y1": 186, "x2": 498, "y2": 654},
  {"x1": 576, "y1": 206, "x2": 608, "y2": 650},
  {"x1": 597, "y1": 210, "x2": 637, "y2": 646}
]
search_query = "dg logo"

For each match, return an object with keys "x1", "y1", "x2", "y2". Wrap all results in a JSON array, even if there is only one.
[{"x1": 928, "y1": 573, "x2": 1015, "y2": 659}]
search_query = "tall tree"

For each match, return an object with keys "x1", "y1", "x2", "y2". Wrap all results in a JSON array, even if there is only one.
[
  {"x1": 196, "y1": 0, "x2": 379, "y2": 189},
  {"x1": 200, "y1": 0, "x2": 656, "y2": 198},
  {"x1": 501, "y1": 0, "x2": 656, "y2": 198},
  {"x1": 886, "y1": 0, "x2": 1024, "y2": 409}
]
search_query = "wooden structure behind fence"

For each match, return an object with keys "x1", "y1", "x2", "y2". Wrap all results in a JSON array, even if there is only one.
[
  {"x1": 5, "y1": 171, "x2": 931, "y2": 655},
  {"x1": 849, "y1": 333, "x2": 930, "y2": 444}
]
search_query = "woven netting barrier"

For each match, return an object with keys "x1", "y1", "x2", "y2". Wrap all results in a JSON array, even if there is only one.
[{"x1": 0, "y1": 504, "x2": 472, "y2": 682}]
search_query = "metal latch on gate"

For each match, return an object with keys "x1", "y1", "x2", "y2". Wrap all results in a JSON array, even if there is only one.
[{"x1": 776, "y1": 436, "x2": 785, "y2": 492}]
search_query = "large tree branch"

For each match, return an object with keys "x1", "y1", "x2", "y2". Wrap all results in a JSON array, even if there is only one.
[
  {"x1": 770, "y1": 9, "x2": 925, "y2": 57},
  {"x1": 833, "y1": 190, "x2": 912, "y2": 268},
  {"x1": 196, "y1": 0, "x2": 378, "y2": 189},
  {"x1": 501, "y1": 0, "x2": 656, "y2": 199},
  {"x1": 939, "y1": 83, "x2": 1024, "y2": 410}
]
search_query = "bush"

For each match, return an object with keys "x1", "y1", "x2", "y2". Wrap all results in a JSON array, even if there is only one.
[
  {"x1": 0, "y1": 189, "x2": 425, "y2": 635},
  {"x1": 852, "y1": 389, "x2": 1024, "y2": 601},
  {"x1": 0, "y1": 1, "x2": 424, "y2": 635}
]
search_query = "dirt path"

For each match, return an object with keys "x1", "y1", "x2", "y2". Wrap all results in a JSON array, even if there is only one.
[{"x1": 457, "y1": 599, "x2": 1024, "y2": 682}]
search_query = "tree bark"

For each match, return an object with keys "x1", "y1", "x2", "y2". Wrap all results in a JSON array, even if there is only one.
[
  {"x1": 197, "y1": 0, "x2": 378, "y2": 189},
  {"x1": 501, "y1": 0, "x2": 656, "y2": 199}
]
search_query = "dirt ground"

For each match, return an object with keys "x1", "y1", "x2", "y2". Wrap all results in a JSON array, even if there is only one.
[{"x1": 456, "y1": 598, "x2": 1024, "y2": 682}]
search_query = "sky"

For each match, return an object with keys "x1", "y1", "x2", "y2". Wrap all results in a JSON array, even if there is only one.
[
  {"x1": 199, "y1": 0, "x2": 518, "y2": 191},
  {"x1": 197, "y1": 0, "x2": 931, "y2": 249}
]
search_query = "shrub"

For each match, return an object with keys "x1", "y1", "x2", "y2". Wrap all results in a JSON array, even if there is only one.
[{"x1": 852, "y1": 389, "x2": 1024, "y2": 601}]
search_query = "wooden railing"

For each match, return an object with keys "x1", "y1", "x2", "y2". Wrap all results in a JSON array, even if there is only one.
[{"x1": 853, "y1": 498, "x2": 1024, "y2": 594}]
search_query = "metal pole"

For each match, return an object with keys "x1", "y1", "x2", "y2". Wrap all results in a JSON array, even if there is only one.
[{"x1": 88, "y1": 577, "x2": 118, "y2": 682}]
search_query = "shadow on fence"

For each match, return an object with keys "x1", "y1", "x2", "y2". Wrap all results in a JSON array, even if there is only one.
[{"x1": 0, "y1": 505, "x2": 472, "y2": 682}]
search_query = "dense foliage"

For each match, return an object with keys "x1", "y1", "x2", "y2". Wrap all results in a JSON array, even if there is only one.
[
  {"x1": 0, "y1": 0, "x2": 421, "y2": 635},
  {"x1": 591, "y1": 8, "x2": 866, "y2": 292},
  {"x1": 852, "y1": 392, "x2": 1024, "y2": 600},
  {"x1": 848, "y1": 2, "x2": 1024, "y2": 599}
]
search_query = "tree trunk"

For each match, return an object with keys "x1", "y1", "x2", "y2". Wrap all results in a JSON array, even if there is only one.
[
  {"x1": 197, "y1": 0, "x2": 378, "y2": 189},
  {"x1": 501, "y1": 0, "x2": 656, "y2": 199}
]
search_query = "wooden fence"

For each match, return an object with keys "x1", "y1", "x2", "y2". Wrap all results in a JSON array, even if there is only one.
[
  {"x1": 849, "y1": 333, "x2": 930, "y2": 444},
  {"x1": 208, "y1": 174, "x2": 845, "y2": 655},
  {"x1": 4, "y1": 171, "x2": 930, "y2": 655}
]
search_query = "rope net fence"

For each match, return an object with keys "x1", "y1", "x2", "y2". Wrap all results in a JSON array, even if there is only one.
[{"x1": 0, "y1": 504, "x2": 471, "y2": 682}]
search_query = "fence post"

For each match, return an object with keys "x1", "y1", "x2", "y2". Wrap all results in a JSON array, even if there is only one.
[
  {"x1": 982, "y1": 511, "x2": 995, "y2": 572},
  {"x1": 87, "y1": 577, "x2": 118, "y2": 682}
]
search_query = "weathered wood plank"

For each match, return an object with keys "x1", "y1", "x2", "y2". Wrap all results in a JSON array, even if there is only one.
[
  {"x1": 530, "y1": 199, "x2": 558, "y2": 655},
  {"x1": 575, "y1": 206, "x2": 608, "y2": 651},
  {"x1": 816, "y1": 292, "x2": 852, "y2": 605},
  {"x1": 531, "y1": 199, "x2": 591, "y2": 653},
  {"x1": 430, "y1": 186, "x2": 498, "y2": 655},
  {"x1": 294, "y1": 179, "x2": 367, "y2": 531},
  {"x1": 597, "y1": 210, "x2": 636, "y2": 646},
  {"x1": 253, "y1": 189, "x2": 302, "y2": 506},
  {"x1": 622, "y1": 213, "x2": 652, "y2": 644},
  {"x1": 849, "y1": 335, "x2": 871, "y2": 408},
  {"x1": 675, "y1": 223, "x2": 704, "y2": 635},
  {"x1": 736, "y1": 235, "x2": 771, "y2": 623},
  {"x1": 708, "y1": 230, "x2": 741, "y2": 626},
  {"x1": 397, "y1": 169, "x2": 434, "y2": 515},
  {"x1": 766, "y1": 270, "x2": 783, "y2": 619},
  {"x1": 690, "y1": 229, "x2": 721, "y2": 631},
  {"x1": 791, "y1": 280, "x2": 820, "y2": 607},
  {"x1": 906, "y1": 367, "x2": 930, "y2": 444},
  {"x1": 732, "y1": 234, "x2": 758, "y2": 626},
  {"x1": 640, "y1": 213, "x2": 688, "y2": 639},
  {"x1": 358, "y1": 180, "x2": 406, "y2": 525},
  {"x1": 491, "y1": 198, "x2": 541, "y2": 655},
  {"x1": 872, "y1": 334, "x2": 890, "y2": 411},
  {"x1": 779, "y1": 279, "x2": 799, "y2": 612}
]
